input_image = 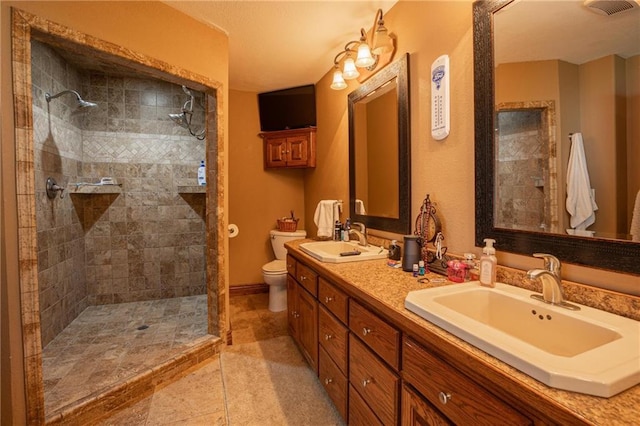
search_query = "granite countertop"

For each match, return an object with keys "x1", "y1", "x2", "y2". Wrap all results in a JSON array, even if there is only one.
[{"x1": 286, "y1": 239, "x2": 640, "y2": 425}]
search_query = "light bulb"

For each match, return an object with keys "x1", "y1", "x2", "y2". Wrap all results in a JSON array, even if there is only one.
[
  {"x1": 355, "y1": 43, "x2": 375, "y2": 68},
  {"x1": 330, "y1": 69, "x2": 347, "y2": 90},
  {"x1": 342, "y1": 57, "x2": 360, "y2": 80}
]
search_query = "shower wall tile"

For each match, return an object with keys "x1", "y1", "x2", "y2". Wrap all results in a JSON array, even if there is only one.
[{"x1": 32, "y1": 39, "x2": 213, "y2": 347}]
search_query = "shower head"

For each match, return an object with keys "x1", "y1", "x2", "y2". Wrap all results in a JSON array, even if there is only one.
[
  {"x1": 168, "y1": 85, "x2": 206, "y2": 140},
  {"x1": 45, "y1": 90, "x2": 98, "y2": 109},
  {"x1": 169, "y1": 112, "x2": 190, "y2": 129}
]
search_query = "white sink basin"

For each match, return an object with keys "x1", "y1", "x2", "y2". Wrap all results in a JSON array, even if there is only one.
[
  {"x1": 299, "y1": 241, "x2": 388, "y2": 263},
  {"x1": 405, "y1": 282, "x2": 640, "y2": 397}
]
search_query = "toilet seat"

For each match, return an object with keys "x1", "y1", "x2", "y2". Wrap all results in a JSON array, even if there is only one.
[{"x1": 262, "y1": 259, "x2": 287, "y2": 275}]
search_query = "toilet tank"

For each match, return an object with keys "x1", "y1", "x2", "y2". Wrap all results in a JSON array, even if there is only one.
[{"x1": 270, "y1": 229, "x2": 307, "y2": 260}]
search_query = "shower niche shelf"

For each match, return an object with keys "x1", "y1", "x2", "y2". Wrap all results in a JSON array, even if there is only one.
[
  {"x1": 68, "y1": 185, "x2": 123, "y2": 195},
  {"x1": 177, "y1": 185, "x2": 206, "y2": 194}
]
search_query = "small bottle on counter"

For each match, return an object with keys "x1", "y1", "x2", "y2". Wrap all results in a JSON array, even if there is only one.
[
  {"x1": 479, "y1": 238, "x2": 497, "y2": 287},
  {"x1": 412, "y1": 263, "x2": 419, "y2": 277},
  {"x1": 418, "y1": 260, "x2": 426, "y2": 276},
  {"x1": 463, "y1": 253, "x2": 478, "y2": 281},
  {"x1": 388, "y1": 240, "x2": 401, "y2": 261},
  {"x1": 334, "y1": 221, "x2": 342, "y2": 241}
]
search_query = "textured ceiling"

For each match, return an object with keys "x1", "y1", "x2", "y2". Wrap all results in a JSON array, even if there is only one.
[{"x1": 495, "y1": 0, "x2": 640, "y2": 66}]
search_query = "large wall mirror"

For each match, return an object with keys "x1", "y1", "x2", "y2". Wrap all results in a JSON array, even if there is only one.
[
  {"x1": 474, "y1": 0, "x2": 640, "y2": 275},
  {"x1": 349, "y1": 53, "x2": 411, "y2": 234}
]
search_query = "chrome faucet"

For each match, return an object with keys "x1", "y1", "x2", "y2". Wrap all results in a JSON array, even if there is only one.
[
  {"x1": 526, "y1": 253, "x2": 579, "y2": 310},
  {"x1": 349, "y1": 222, "x2": 367, "y2": 246}
]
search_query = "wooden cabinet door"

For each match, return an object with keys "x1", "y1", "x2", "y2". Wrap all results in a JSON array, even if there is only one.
[
  {"x1": 264, "y1": 137, "x2": 287, "y2": 167},
  {"x1": 286, "y1": 136, "x2": 309, "y2": 167},
  {"x1": 402, "y1": 337, "x2": 531, "y2": 425},
  {"x1": 287, "y1": 275, "x2": 299, "y2": 339},
  {"x1": 298, "y1": 285, "x2": 318, "y2": 374},
  {"x1": 401, "y1": 383, "x2": 452, "y2": 426}
]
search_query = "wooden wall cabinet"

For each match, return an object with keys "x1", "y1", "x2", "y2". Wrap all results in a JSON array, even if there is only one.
[{"x1": 260, "y1": 127, "x2": 316, "y2": 169}]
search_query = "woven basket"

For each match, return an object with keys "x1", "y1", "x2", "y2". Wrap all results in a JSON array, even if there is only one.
[{"x1": 277, "y1": 218, "x2": 299, "y2": 232}]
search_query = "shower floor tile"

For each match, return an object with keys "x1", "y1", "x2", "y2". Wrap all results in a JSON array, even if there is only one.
[{"x1": 42, "y1": 295, "x2": 208, "y2": 414}]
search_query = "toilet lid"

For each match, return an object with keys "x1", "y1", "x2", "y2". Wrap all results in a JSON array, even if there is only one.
[{"x1": 262, "y1": 259, "x2": 287, "y2": 274}]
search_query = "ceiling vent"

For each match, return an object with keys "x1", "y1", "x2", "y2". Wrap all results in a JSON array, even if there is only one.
[{"x1": 584, "y1": 0, "x2": 640, "y2": 15}]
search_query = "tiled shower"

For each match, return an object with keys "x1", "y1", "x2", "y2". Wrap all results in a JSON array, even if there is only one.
[
  {"x1": 495, "y1": 108, "x2": 553, "y2": 233},
  {"x1": 31, "y1": 40, "x2": 209, "y2": 347}
]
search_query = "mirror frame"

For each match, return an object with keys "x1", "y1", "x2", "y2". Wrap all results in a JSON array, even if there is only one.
[
  {"x1": 473, "y1": 0, "x2": 640, "y2": 275},
  {"x1": 349, "y1": 52, "x2": 411, "y2": 234}
]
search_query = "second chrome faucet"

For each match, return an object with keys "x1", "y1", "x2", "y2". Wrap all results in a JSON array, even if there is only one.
[{"x1": 526, "y1": 253, "x2": 580, "y2": 311}]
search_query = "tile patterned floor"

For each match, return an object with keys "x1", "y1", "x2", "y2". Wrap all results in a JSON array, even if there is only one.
[
  {"x1": 96, "y1": 292, "x2": 341, "y2": 425},
  {"x1": 42, "y1": 295, "x2": 209, "y2": 413}
]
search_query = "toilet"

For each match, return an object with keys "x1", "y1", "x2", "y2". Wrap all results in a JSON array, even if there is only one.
[{"x1": 262, "y1": 229, "x2": 307, "y2": 312}]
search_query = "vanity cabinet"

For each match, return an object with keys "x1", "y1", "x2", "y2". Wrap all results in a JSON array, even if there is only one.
[
  {"x1": 318, "y1": 278, "x2": 349, "y2": 421},
  {"x1": 286, "y1": 258, "x2": 318, "y2": 374},
  {"x1": 349, "y1": 299, "x2": 400, "y2": 424},
  {"x1": 286, "y1": 250, "x2": 540, "y2": 426},
  {"x1": 260, "y1": 127, "x2": 316, "y2": 169},
  {"x1": 402, "y1": 336, "x2": 531, "y2": 425}
]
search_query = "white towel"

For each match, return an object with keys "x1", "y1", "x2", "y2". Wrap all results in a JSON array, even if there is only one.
[
  {"x1": 566, "y1": 133, "x2": 598, "y2": 230},
  {"x1": 313, "y1": 200, "x2": 340, "y2": 238},
  {"x1": 630, "y1": 190, "x2": 640, "y2": 242},
  {"x1": 355, "y1": 199, "x2": 366, "y2": 215}
]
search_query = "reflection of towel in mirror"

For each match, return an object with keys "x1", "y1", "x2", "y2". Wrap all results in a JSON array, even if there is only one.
[
  {"x1": 566, "y1": 133, "x2": 598, "y2": 230},
  {"x1": 313, "y1": 200, "x2": 340, "y2": 238},
  {"x1": 631, "y1": 190, "x2": 640, "y2": 242},
  {"x1": 355, "y1": 199, "x2": 366, "y2": 215}
]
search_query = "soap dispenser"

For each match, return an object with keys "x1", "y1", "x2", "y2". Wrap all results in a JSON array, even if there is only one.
[{"x1": 479, "y1": 238, "x2": 497, "y2": 287}]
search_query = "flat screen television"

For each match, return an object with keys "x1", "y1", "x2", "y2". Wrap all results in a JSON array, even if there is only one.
[{"x1": 258, "y1": 84, "x2": 317, "y2": 132}]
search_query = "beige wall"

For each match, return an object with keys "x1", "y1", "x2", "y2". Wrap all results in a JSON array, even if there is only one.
[
  {"x1": 1, "y1": 2, "x2": 228, "y2": 422},
  {"x1": 228, "y1": 90, "x2": 306, "y2": 287},
  {"x1": 580, "y1": 55, "x2": 620, "y2": 235},
  {"x1": 308, "y1": 1, "x2": 639, "y2": 292}
]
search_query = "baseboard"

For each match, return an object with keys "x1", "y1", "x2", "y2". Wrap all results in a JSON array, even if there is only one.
[{"x1": 229, "y1": 283, "x2": 268, "y2": 296}]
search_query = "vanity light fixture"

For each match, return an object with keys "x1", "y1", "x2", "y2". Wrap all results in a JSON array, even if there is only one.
[{"x1": 330, "y1": 8, "x2": 395, "y2": 90}]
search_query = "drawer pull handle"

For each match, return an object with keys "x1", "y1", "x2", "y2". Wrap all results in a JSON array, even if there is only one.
[
  {"x1": 362, "y1": 327, "x2": 372, "y2": 336},
  {"x1": 291, "y1": 311, "x2": 299, "y2": 318},
  {"x1": 362, "y1": 378, "x2": 373, "y2": 387},
  {"x1": 300, "y1": 275, "x2": 307, "y2": 281},
  {"x1": 438, "y1": 392, "x2": 452, "y2": 405},
  {"x1": 324, "y1": 334, "x2": 333, "y2": 340},
  {"x1": 324, "y1": 378, "x2": 333, "y2": 385},
  {"x1": 325, "y1": 296, "x2": 334, "y2": 303}
]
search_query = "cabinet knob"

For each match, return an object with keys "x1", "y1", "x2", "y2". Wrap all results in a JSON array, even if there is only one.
[
  {"x1": 324, "y1": 378, "x2": 333, "y2": 385},
  {"x1": 324, "y1": 334, "x2": 333, "y2": 340},
  {"x1": 324, "y1": 296, "x2": 334, "y2": 303},
  {"x1": 362, "y1": 327, "x2": 372, "y2": 336},
  {"x1": 438, "y1": 392, "x2": 452, "y2": 405},
  {"x1": 299, "y1": 275, "x2": 307, "y2": 281},
  {"x1": 362, "y1": 378, "x2": 373, "y2": 387},
  {"x1": 291, "y1": 311, "x2": 299, "y2": 318}
]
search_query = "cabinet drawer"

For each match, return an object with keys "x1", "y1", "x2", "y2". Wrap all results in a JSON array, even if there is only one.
[
  {"x1": 349, "y1": 384, "x2": 383, "y2": 426},
  {"x1": 349, "y1": 299, "x2": 400, "y2": 370},
  {"x1": 319, "y1": 278, "x2": 348, "y2": 324},
  {"x1": 296, "y1": 262, "x2": 318, "y2": 296},
  {"x1": 402, "y1": 336, "x2": 531, "y2": 426},
  {"x1": 349, "y1": 334, "x2": 399, "y2": 425},
  {"x1": 319, "y1": 347, "x2": 347, "y2": 422},
  {"x1": 286, "y1": 254, "x2": 296, "y2": 277},
  {"x1": 319, "y1": 306, "x2": 348, "y2": 374}
]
